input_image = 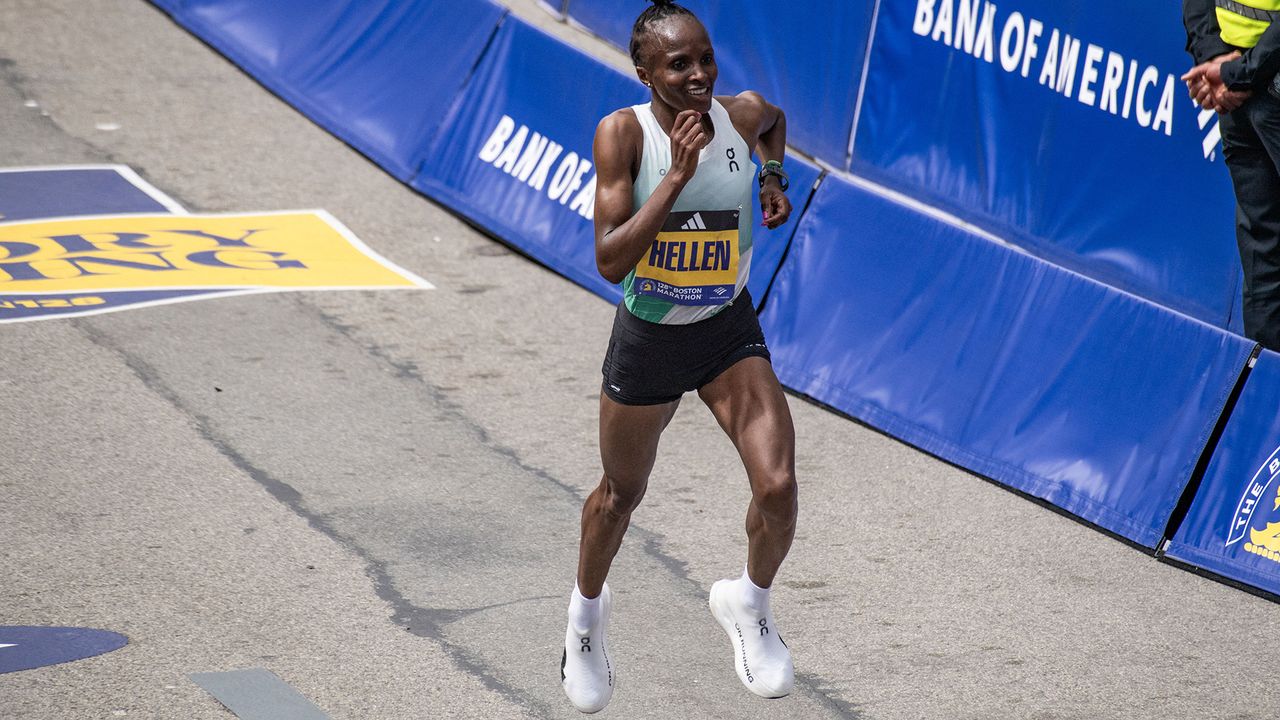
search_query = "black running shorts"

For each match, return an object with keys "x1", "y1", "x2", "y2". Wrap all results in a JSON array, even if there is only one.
[{"x1": 601, "y1": 289, "x2": 772, "y2": 406}]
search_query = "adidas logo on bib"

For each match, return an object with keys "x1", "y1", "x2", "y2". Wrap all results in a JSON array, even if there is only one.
[{"x1": 681, "y1": 213, "x2": 707, "y2": 231}]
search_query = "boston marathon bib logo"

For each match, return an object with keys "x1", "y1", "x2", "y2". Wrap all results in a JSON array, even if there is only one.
[
  {"x1": 1226, "y1": 443, "x2": 1280, "y2": 563},
  {"x1": 635, "y1": 209, "x2": 738, "y2": 306},
  {"x1": 0, "y1": 211, "x2": 430, "y2": 323}
]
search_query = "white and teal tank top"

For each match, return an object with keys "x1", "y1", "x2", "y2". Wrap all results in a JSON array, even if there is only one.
[{"x1": 624, "y1": 98, "x2": 755, "y2": 325}]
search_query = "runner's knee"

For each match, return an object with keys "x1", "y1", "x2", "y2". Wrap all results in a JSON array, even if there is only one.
[
  {"x1": 752, "y1": 472, "x2": 797, "y2": 520},
  {"x1": 600, "y1": 474, "x2": 647, "y2": 518}
]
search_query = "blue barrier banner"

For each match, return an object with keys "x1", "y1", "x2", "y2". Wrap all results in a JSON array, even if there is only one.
[
  {"x1": 854, "y1": 0, "x2": 1242, "y2": 331},
  {"x1": 170, "y1": 0, "x2": 505, "y2": 181},
  {"x1": 564, "y1": 0, "x2": 631, "y2": 49},
  {"x1": 760, "y1": 174, "x2": 1254, "y2": 548},
  {"x1": 567, "y1": 0, "x2": 873, "y2": 166},
  {"x1": 0, "y1": 166, "x2": 184, "y2": 221},
  {"x1": 1165, "y1": 350, "x2": 1280, "y2": 596},
  {"x1": 414, "y1": 17, "x2": 819, "y2": 306},
  {"x1": 148, "y1": 0, "x2": 183, "y2": 14}
]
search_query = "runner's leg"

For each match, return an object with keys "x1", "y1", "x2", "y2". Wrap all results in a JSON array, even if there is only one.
[
  {"x1": 697, "y1": 356, "x2": 797, "y2": 586},
  {"x1": 563, "y1": 393, "x2": 679, "y2": 713},
  {"x1": 577, "y1": 393, "x2": 681, "y2": 596},
  {"x1": 698, "y1": 355, "x2": 797, "y2": 698}
]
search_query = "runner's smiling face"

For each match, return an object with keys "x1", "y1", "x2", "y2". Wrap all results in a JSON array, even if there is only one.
[{"x1": 636, "y1": 16, "x2": 717, "y2": 115}]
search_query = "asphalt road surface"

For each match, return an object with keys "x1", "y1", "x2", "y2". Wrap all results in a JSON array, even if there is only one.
[{"x1": 1, "y1": 1, "x2": 1277, "y2": 718}]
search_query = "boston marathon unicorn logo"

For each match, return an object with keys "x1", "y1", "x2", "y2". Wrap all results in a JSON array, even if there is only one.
[{"x1": 1227, "y1": 443, "x2": 1280, "y2": 565}]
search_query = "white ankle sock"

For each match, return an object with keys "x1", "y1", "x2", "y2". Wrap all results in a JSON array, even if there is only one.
[
  {"x1": 738, "y1": 567, "x2": 770, "y2": 610},
  {"x1": 569, "y1": 584, "x2": 601, "y2": 631}
]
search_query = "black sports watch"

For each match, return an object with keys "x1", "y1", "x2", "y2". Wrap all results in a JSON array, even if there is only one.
[{"x1": 758, "y1": 160, "x2": 789, "y2": 192}]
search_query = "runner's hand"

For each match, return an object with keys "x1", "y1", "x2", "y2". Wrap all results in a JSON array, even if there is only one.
[
  {"x1": 759, "y1": 181, "x2": 791, "y2": 230},
  {"x1": 668, "y1": 110, "x2": 706, "y2": 185}
]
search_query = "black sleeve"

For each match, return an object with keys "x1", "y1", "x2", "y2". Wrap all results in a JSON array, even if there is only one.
[
  {"x1": 1222, "y1": 22, "x2": 1280, "y2": 89},
  {"x1": 1185, "y1": 0, "x2": 1233, "y2": 63}
]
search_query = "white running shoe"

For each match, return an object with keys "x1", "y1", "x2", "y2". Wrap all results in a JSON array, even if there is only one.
[
  {"x1": 709, "y1": 578, "x2": 794, "y2": 698},
  {"x1": 561, "y1": 583, "x2": 615, "y2": 713}
]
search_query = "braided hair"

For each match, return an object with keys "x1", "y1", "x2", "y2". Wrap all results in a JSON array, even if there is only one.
[{"x1": 629, "y1": 0, "x2": 697, "y2": 66}]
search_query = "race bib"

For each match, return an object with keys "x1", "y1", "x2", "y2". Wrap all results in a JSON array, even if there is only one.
[{"x1": 634, "y1": 209, "x2": 739, "y2": 306}]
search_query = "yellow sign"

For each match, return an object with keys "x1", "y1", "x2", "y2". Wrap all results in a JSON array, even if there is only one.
[
  {"x1": 0, "y1": 211, "x2": 431, "y2": 323},
  {"x1": 0, "y1": 211, "x2": 430, "y2": 292}
]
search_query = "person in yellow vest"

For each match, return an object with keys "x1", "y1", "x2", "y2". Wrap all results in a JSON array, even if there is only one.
[{"x1": 1183, "y1": 0, "x2": 1280, "y2": 350}]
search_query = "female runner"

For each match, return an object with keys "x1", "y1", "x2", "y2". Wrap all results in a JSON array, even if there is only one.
[{"x1": 562, "y1": 1, "x2": 798, "y2": 711}]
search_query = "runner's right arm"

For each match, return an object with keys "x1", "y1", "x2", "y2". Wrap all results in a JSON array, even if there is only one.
[{"x1": 593, "y1": 108, "x2": 706, "y2": 284}]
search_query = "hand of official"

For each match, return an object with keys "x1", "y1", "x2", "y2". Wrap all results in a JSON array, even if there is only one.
[
  {"x1": 1182, "y1": 51, "x2": 1245, "y2": 112},
  {"x1": 1215, "y1": 84, "x2": 1252, "y2": 112}
]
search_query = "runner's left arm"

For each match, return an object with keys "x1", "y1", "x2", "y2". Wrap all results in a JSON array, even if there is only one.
[{"x1": 739, "y1": 91, "x2": 791, "y2": 230}]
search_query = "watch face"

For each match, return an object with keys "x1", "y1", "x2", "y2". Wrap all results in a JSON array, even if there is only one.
[{"x1": 758, "y1": 172, "x2": 788, "y2": 192}]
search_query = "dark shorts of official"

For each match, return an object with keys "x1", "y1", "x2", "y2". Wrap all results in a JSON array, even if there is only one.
[{"x1": 601, "y1": 289, "x2": 772, "y2": 406}]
